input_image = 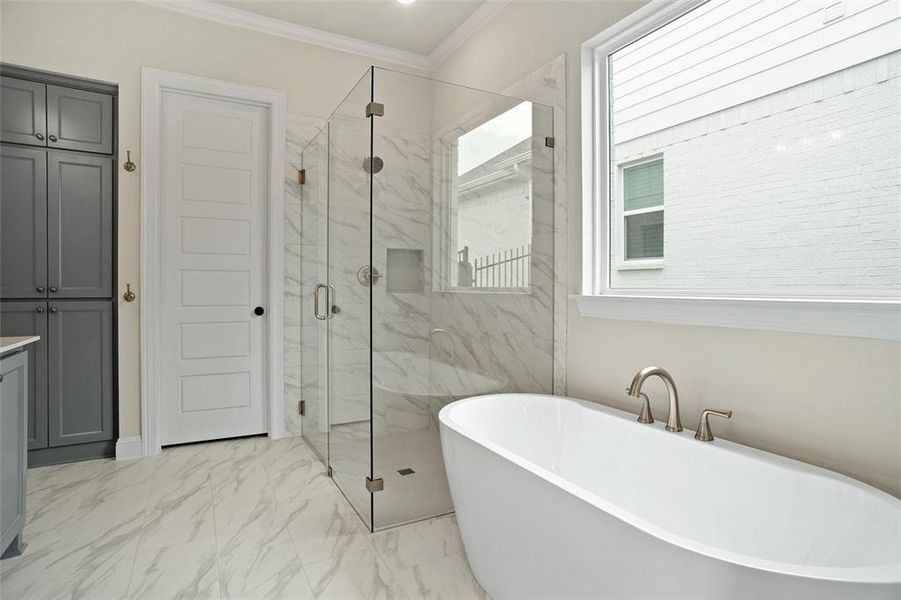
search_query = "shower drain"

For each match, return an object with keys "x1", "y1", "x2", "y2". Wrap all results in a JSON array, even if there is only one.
[{"x1": 397, "y1": 468, "x2": 415, "y2": 476}]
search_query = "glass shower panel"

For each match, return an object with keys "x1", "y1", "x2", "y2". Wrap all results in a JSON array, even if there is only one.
[
  {"x1": 299, "y1": 126, "x2": 329, "y2": 465},
  {"x1": 369, "y1": 68, "x2": 555, "y2": 529},
  {"x1": 326, "y1": 70, "x2": 374, "y2": 528}
]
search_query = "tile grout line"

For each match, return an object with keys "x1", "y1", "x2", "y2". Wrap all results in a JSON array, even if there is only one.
[{"x1": 208, "y1": 472, "x2": 226, "y2": 600}]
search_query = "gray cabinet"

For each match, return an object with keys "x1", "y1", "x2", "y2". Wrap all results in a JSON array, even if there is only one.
[
  {"x1": 0, "y1": 68, "x2": 117, "y2": 466},
  {"x1": 0, "y1": 146, "x2": 47, "y2": 298},
  {"x1": 0, "y1": 302, "x2": 48, "y2": 450},
  {"x1": 0, "y1": 350, "x2": 28, "y2": 559},
  {"x1": 0, "y1": 76, "x2": 46, "y2": 147},
  {"x1": 48, "y1": 152, "x2": 112, "y2": 298},
  {"x1": 47, "y1": 301, "x2": 114, "y2": 447},
  {"x1": 47, "y1": 86, "x2": 113, "y2": 154}
]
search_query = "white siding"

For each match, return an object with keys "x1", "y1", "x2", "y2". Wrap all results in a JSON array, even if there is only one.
[{"x1": 611, "y1": 0, "x2": 901, "y2": 141}]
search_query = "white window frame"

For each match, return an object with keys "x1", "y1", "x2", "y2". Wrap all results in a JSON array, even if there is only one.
[
  {"x1": 617, "y1": 155, "x2": 664, "y2": 270},
  {"x1": 578, "y1": 0, "x2": 900, "y2": 341}
]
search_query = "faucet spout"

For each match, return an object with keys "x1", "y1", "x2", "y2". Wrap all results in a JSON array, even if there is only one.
[{"x1": 627, "y1": 366, "x2": 682, "y2": 432}]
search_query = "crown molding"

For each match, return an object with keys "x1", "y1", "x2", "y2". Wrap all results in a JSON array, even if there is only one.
[{"x1": 139, "y1": 0, "x2": 508, "y2": 71}]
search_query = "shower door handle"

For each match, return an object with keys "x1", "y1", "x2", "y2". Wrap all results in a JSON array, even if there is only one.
[
  {"x1": 314, "y1": 283, "x2": 337, "y2": 320},
  {"x1": 314, "y1": 283, "x2": 328, "y2": 320}
]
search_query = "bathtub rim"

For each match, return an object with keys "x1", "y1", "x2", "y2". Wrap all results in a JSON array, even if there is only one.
[{"x1": 439, "y1": 393, "x2": 901, "y2": 585}]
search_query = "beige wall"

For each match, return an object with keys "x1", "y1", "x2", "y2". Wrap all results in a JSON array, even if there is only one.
[
  {"x1": 0, "y1": 0, "x2": 422, "y2": 439},
  {"x1": 433, "y1": 0, "x2": 901, "y2": 497}
]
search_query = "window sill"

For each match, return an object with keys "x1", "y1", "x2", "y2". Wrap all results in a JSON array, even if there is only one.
[
  {"x1": 573, "y1": 294, "x2": 901, "y2": 340},
  {"x1": 616, "y1": 259, "x2": 663, "y2": 271}
]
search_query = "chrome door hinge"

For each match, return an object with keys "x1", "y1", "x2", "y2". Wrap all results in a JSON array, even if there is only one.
[
  {"x1": 298, "y1": 169, "x2": 306, "y2": 184},
  {"x1": 365, "y1": 102, "x2": 384, "y2": 117},
  {"x1": 298, "y1": 400, "x2": 305, "y2": 416},
  {"x1": 366, "y1": 477, "x2": 384, "y2": 493},
  {"x1": 545, "y1": 136, "x2": 555, "y2": 148}
]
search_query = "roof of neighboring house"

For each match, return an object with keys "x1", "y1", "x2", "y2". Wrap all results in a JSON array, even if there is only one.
[{"x1": 457, "y1": 138, "x2": 531, "y2": 188}]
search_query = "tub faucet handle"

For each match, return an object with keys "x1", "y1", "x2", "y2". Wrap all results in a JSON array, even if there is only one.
[
  {"x1": 694, "y1": 409, "x2": 732, "y2": 442},
  {"x1": 626, "y1": 389, "x2": 654, "y2": 424}
]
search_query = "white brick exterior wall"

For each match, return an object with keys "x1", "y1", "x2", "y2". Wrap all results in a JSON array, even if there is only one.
[{"x1": 611, "y1": 52, "x2": 901, "y2": 294}]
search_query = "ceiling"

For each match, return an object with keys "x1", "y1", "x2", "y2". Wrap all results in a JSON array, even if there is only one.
[{"x1": 210, "y1": 0, "x2": 486, "y2": 55}]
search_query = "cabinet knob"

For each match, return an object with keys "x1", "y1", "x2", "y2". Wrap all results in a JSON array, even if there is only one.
[
  {"x1": 48, "y1": 134, "x2": 58, "y2": 143},
  {"x1": 36, "y1": 286, "x2": 45, "y2": 293},
  {"x1": 49, "y1": 307, "x2": 57, "y2": 313},
  {"x1": 49, "y1": 286, "x2": 58, "y2": 293},
  {"x1": 35, "y1": 133, "x2": 45, "y2": 141},
  {"x1": 35, "y1": 306, "x2": 45, "y2": 313}
]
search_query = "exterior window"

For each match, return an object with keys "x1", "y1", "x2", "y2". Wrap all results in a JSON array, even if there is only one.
[
  {"x1": 451, "y1": 102, "x2": 533, "y2": 289},
  {"x1": 586, "y1": 0, "x2": 901, "y2": 298},
  {"x1": 621, "y1": 159, "x2": 663, "y2": 262}
]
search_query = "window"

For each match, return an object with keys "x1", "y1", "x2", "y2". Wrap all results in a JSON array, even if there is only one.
[
  {"x1": 620, "y1": 158, "x2": 663, "y2": 264},
  {"x1": 450, "y1": 102, "x2": 533, "y2": 289},
  {"x1": 579, "y1": 0, "x2": 900, "y2": 339}
]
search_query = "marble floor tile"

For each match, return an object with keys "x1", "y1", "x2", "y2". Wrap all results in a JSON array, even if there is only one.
[
  {"x1": 393, "y1": 554, "x2": 486, "y2": 600},
  {"x1": 129, "y1": 539, "x2": 220, "y2": 600},
  {"x1": 2, "y1": 435, "x2": 488, "y2": 600},
  {"x1": 219, "y1": 542, "x2": 313, "y2": 600},
  {"x1": 303, "y1": 548, "x2": 410, "y2": 600},
  {"x1": 213, "y1": 487, "x2": 293, "y2": 557}
]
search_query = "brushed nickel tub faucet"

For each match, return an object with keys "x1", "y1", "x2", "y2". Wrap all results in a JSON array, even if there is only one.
[{"x1": 627, "y1": 367, "x2": 682, "y2": 432}]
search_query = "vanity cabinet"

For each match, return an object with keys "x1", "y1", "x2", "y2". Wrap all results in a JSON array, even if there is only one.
[
  {"x1": 0, "y1": 348, "x2": 28, "y2": 559},
  {"x1": 0, "y1": 66, "x2": 117, "y2": 466}
]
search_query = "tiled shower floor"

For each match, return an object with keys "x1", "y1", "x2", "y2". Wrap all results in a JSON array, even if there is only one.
[{"x1": 0, "y1": 435, "x2": 485, "y2": 599}]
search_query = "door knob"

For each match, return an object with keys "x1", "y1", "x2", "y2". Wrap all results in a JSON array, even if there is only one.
[
  {"x1": 254, "y1": 306, "x2": 265, "y2": 316},
  {"x1": 48, "y1": 134, "x2": 58, "y2": 143},
  {"x1": 35, "y1": 133, "x2": 45, "y2": 141},
  {"x1": 36, "y1": 286, "x2": 45, "y2": 293},
  {"x1": 35, "y1": 306, "x2": 45, "y2": 313}
]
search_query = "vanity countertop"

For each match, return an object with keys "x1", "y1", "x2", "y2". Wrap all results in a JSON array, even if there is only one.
[{"x1": 0, "y1": 336, "x2": 41, "y2": 355}]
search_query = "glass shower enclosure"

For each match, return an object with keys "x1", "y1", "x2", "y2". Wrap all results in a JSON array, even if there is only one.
[{"x1": 299, "y1": 67, "x2": 555, "y2": 531}]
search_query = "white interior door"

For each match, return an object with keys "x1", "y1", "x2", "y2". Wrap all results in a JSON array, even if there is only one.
[{"x1": 159, "y1": 91, "x2": 269, "y2": 445}]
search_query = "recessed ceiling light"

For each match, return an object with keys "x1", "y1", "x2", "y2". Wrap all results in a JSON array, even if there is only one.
[{"x1": 397, "y1": 0, "x2": 416, "y2": 4}]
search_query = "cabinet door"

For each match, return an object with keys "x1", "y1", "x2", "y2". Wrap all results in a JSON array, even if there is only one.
[
  {"x1": 0, "y1": 76, "x2": 46, "y2": 147},
  {"x1": 47, "y1": 301, "x2": 113, "y2": 447},
  {"x1": 47, "y1": 151, "x2": 112, "y2": 298},
  {"x1": 0, "y1": 351, "x2": 27, "y2": 554},
  {"x1": 1, "y1": 146, "x2": 48, "y2": 299},
  {"x1": 0, "y1": 302, "x2": 48, "y2": 450},
  {"x1": 46, "y1": 85, "x2": 112, "y2": 154}
]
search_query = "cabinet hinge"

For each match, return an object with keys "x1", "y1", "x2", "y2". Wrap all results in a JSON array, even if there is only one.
[
  {"x1": 298, "y1": 169, "x2": 306, "y2": 184},
  {"x1": 298, "y1": 400, "x2": 305, "y2": 416},
  {"x1": 365, "y1": 102, "x2": 384, "y2": 118},
  {"x1": 366, "y1": 477, "x2": 384, "y2": 493},
  {"x1": 545, "y1": 136, "x2": 555, "y2": 148}
]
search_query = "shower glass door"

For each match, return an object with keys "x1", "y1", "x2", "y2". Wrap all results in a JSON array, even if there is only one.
[{"x1": 325, "y1": 70, "x2": 374, "y2": 528}]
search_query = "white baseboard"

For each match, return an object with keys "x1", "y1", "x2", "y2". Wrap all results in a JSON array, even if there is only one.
[{"x1": 116, "y1": 436, "x2": 144, "y2": 461}]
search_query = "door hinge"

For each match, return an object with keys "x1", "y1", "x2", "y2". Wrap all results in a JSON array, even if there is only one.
[
  {"x1": 366, "y1": 477, "x2": 384, "y2": 493},
  {"x1": 365, "y1": 102, "x2": 384, "y2": 118},
  {"x1": 545, "y1": 136, "x2": 555, "y2": 148},
  {"x1": 298, "y1": 169, "x2": 306, "y2": 184},
  {"x1": 327, "y1": 466, "x2": 333, "y2": 477},
  {"x1": 298, "y1": 400, "x2": 305, "y2": 416}
]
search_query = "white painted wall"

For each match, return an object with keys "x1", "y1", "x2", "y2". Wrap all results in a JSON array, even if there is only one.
[
  {"x1": 432, "y1": 0, "x2": 901, "y2": 497},
  {"x1": 0, "y1": 0, "x2": 425, "y2": 440}
]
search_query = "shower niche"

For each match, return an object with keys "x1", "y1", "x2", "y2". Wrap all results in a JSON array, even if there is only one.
[{"x1": 298, "y1": 67, "x2": 555, "y2": 531}]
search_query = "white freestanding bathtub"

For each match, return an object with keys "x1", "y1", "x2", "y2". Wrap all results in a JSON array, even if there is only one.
[{"x1": 439, "y1": 394, "x2": 901, "y2": 599}]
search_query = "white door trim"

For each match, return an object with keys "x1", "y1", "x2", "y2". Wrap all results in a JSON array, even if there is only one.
[{"x1": 140, "y1": 67, "x2": 286, "y2": 456}]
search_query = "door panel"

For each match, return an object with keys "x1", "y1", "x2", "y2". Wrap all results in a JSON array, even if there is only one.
[
  {"x1": 1, "y1": 146, "x2": 48, "y2": 299},
  {"x1": 47, "y1": 151, "x2": 112, "y2": 298},
  {"x1": 159, "y1": 91, "x2": 268, "y2": 445},
  {"x1": 46, "y1": 85, "x2": 112, "y2": 154},
  {"x1": 0, "y1": 302, "x2": 49, "y2": 449},
  {"x1": 47, "y1": 300, "x2": 113, "y2": 447},
  {"x1": 0, "y1": 77, "x2": 46, "y2": 147}
]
